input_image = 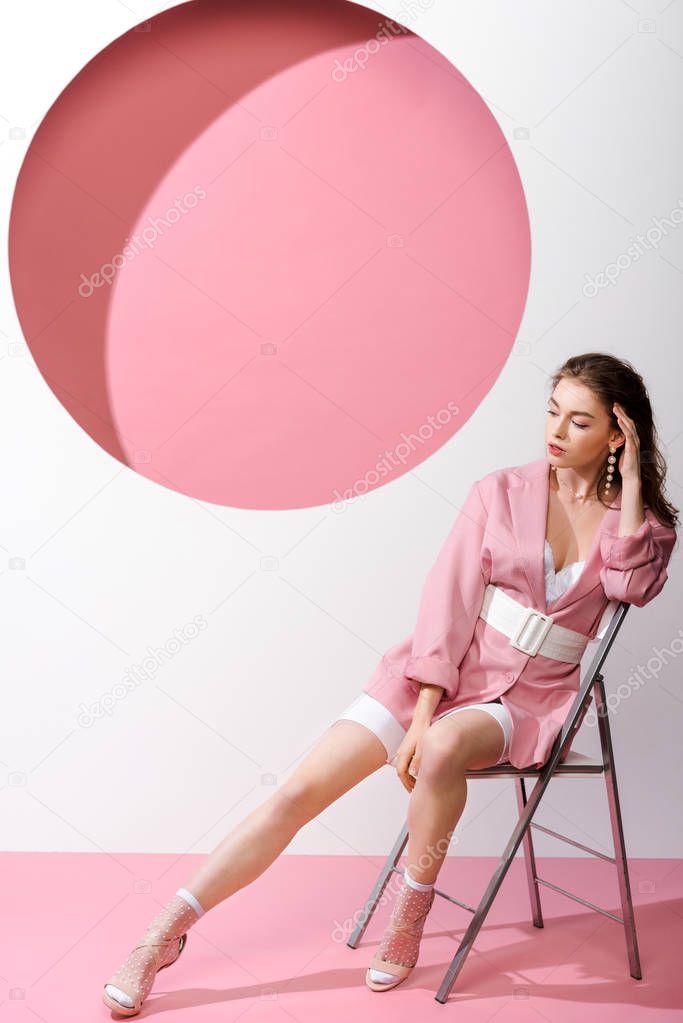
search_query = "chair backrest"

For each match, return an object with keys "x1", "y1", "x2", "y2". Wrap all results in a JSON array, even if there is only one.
[
  {"x1": 551, "y1": 599, "x2": 629, "y2": 765},
  {"x1": 594, "y1": 598, "x2": 620, "y2": 642}
]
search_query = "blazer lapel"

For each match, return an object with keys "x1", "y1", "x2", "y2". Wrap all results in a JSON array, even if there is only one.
[
  {"x1": 509, "y1": 459, "x2": 548, "y2": 613},
  {"x1": 508, "y1": 457, "x2": 623, "y2": 616}
]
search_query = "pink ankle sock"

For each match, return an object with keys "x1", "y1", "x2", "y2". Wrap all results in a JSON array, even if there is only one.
[
  {"x1": 105, "y1": 888, "x2": 205, "y2": 1009},
  {"x1": 368, "y1": 868, "x2": 434, "y2": 983}
]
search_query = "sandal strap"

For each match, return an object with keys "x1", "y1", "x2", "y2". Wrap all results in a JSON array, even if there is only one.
[{"x1": 368, "y1": 955, "x2": 413, "y2": 979}]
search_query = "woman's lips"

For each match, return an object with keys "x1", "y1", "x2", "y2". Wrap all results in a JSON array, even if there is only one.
[{"x1": 548, "y1": 443, "x2": 565, "y2": 453}]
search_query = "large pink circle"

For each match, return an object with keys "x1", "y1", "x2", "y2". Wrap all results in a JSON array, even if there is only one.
[{"x1": 9, "y1": 0, "x2": 530, "y2": 509}]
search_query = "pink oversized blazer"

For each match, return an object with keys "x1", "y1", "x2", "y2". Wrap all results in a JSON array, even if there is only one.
[{"x1": 364, "y1": 456, "x2": 677, "y2": 769}]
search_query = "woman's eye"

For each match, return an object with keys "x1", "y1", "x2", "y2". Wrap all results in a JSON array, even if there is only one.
[{"x1": 546, "y1": 410, "x2": 589, "y2": 429}]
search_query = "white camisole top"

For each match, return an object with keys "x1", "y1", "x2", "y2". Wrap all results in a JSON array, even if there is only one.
[{"x1": 544, "y1": 539, "x2": 586, "y2": 603}]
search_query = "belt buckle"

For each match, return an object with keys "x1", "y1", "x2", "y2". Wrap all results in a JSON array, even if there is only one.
[{"x1": 510, "y1": 607, "x2": 554, "y2": 656}]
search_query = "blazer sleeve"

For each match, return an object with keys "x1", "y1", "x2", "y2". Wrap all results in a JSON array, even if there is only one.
[
  {"x1": 404, "y1": 479, "x2": 490, "y2": 701},
  {"x1": 598, "y1": 511, "x2": 677, "y2": 607}
]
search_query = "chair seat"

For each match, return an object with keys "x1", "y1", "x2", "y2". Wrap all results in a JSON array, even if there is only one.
[{"x1": 466, "y1": 750, "x2": 604, "y2": 777}]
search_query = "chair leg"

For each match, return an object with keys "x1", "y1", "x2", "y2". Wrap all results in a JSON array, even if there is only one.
[
  {"x1": 515, "y1": 776, "x2": 544, "y2": 928},
  {"x1": 433, "y1": 783, "x2": 545, "y2": 1003},
  {"x1": 594, "y1": 676, "x2": 642, "y2": 980},
  {"x1": 433, "y1": 717, "x2": 591, "y2": 1006},
  {"x1": 346, "y1": 821, "x2": 409, "y2": 949}
]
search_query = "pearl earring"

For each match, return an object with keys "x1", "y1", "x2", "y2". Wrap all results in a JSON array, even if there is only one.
[{"x1": 605, "y1": 445, "x2": 617, "y2": 490}]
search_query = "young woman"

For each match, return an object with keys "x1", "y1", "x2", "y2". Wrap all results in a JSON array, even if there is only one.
[{"x1": 103, "y1": 353, "x2": 678, "y2": 1013}]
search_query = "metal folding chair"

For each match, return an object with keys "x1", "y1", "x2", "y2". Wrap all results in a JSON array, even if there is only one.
[{"x1": 347, "y1": 600, "x2": 642, "y2": 1002}]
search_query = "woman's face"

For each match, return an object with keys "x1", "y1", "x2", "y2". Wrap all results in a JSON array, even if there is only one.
[{"x1": 545, "y1": 377, "x2": 623, "y2": 469}]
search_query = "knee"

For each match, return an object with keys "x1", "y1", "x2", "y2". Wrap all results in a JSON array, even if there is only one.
[
  {"x1": 271, "y1": 779, "x2": 322, "y2": 826},
  {"x1": 418, "y1": 725, "x2": 469, "y2": 782}
]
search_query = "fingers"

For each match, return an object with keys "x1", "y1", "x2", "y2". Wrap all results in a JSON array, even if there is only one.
[
  {"x1": 394, "y1": 753, "x2": 412, "y2": 792},
  {"x1": 397, "y1": 771, "x2": 412, "y2": 793},
  {"x1": 397, "y1": 757, "x2": 418, "y2": 793},
  {"x1": 613, "y1": 403, "x2": 630, "y2": 433},
  {"x1": 613, "y1": 403, "x2": 639, "y2": 446},
  {"x1": 395, "y1": 734, "x2": 424, "y2": 793}
]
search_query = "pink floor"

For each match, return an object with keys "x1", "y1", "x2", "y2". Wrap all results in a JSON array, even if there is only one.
[{"x1": 5, "y1": 852, "x2": 682, "y2": 1020}]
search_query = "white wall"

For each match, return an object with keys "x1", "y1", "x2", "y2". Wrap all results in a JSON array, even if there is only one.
[{"x1": 1, "y1": 0, "x2": 682, "y2": 861}]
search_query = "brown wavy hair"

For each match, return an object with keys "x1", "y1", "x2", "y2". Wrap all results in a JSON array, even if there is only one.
[{"x1": 549, "y1": 352, "x2": 679, "y2": 529}]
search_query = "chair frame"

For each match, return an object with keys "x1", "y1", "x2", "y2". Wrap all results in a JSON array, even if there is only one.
[{"x1": 346, "y1": 601, "x2": 642, "y2": 1002}]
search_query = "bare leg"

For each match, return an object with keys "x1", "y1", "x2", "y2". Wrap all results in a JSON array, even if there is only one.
[
  {"x1": 182, "y1": 719, "x2": 388, "y2": 912},
  {"x1": 104, "y1": 718, "x2": 389, "y2": 1014},
  {"x1": 405, "y1": 711, "x2": 506, "y2": 885}
]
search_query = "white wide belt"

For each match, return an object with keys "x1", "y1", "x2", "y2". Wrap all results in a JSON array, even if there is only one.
[{"x1": 479, "y1": 583, "x2": 591, "y2": 663}]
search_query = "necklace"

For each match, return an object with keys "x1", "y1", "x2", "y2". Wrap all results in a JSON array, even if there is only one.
[{"x1": 551, "y1": 467, "x2": 599, "y2": 501}]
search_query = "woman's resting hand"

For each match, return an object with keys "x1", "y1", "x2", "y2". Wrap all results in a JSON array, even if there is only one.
[{"x1": 394, "y1": 721, "x2": 430, "y2": 793}]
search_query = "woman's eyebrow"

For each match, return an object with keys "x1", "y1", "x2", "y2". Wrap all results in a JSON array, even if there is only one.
[{"x1": 548, "y1": 396, "x2": 595, "y2": 418}]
